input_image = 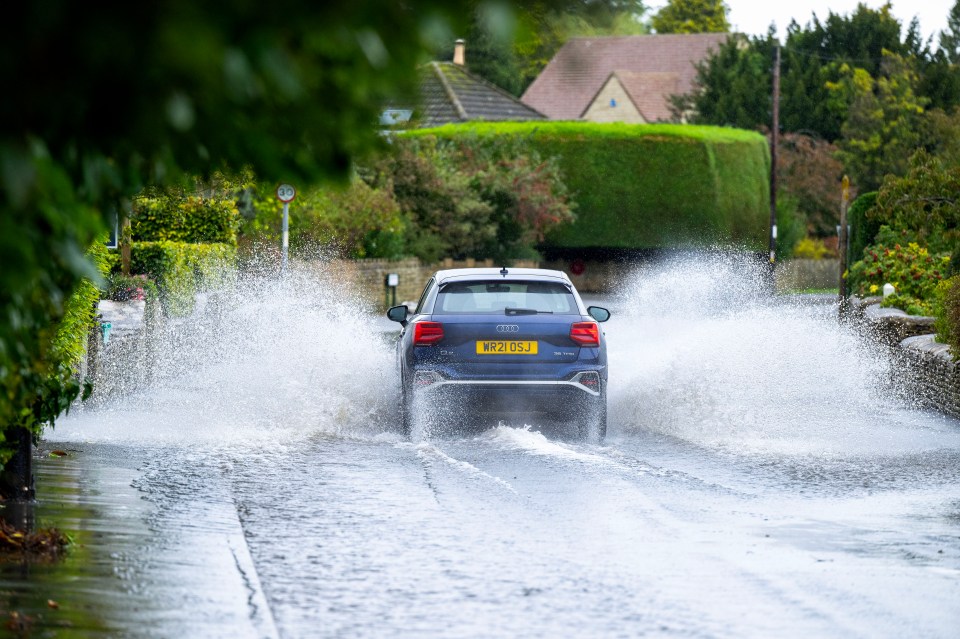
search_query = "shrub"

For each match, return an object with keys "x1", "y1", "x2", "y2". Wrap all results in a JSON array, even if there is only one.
[
  {"x1": 0, "y1": 239, "x2": 111, "y2": 467},
  {"x1": 132, "y1": 195, "x2": 241, "y2": 245},
  {"x1": 776, "y1": 133, "x2": 846, "y2": 237},
  {"x1": 933, "y1": 276, "x2": 960, "y2": 356},
  {"x1": 243, "y1": 176, "x2": 405, "y2": 259},
  {"x1": 364, "y1": 134, "x2": 575, "y2": 262},
  {"x1": 848, "y1": 226, "x2": 951, "y2": 315},
  {"x1": 774, "y1": 195, "x2": 807, "y2": 260},
  {"x1": 131, "y1": 242, "x2": 236, "y2": 316},
  {"x1": 106, "y1": 273, "x2": 159, "y2": 302},
  {"x1": 406, "y1": 122, "x2": 770, "y2": 251},
  {"x1": 792, "y1": 237, "x2": 830, "y2": 260}
]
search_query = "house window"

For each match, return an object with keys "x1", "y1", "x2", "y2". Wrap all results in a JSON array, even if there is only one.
[{"x1": 610, "y1": 98, "x2": 617, "y2": 107}]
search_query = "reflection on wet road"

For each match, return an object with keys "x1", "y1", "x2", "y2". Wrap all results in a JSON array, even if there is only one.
[{"x1": 8, "y1": 257, "x2": 960, "y2": 637}]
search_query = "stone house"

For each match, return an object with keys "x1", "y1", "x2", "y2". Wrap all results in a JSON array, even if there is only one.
[{"x1": 521, "y1": 33, "x2": 728, "y2": 123}]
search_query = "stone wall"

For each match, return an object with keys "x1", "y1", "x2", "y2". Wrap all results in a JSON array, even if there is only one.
[
  {"x1": 899, "y1": 335, "x2": 960, "y2": 419},
  {"x1": 852, "y1": 295, "x2": 960, "y2": 418},
  {"x1": 327, "y1": 258, "x2": 540, "y2": 308},
  {"x1": 774, "y1": 259, "x2": 838, "y2": 292}
]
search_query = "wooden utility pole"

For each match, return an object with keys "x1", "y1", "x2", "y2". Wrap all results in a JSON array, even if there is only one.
[
  {"x1": 120, "y1": 215, "x2": 132, "y2": 275},
  {"x1": 769, "y1": 44, "x2": 781, "y2": 265},
  {"x1": 838, "y1": 175, "x2": 850, "y2": 317}
]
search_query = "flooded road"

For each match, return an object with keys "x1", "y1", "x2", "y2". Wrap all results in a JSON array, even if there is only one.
[{"x1": 10, "y1": 257, "x2": 960, "y2": 637}]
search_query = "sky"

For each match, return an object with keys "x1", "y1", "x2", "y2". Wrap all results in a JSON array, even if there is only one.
[{"x1": 693, "y1": 0, "x2": 954, "y2": 43}]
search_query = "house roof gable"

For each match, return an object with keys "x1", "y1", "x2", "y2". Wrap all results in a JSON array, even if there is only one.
[{"x1": 522, "y1": 33, "x2": 728, "y2": 121}]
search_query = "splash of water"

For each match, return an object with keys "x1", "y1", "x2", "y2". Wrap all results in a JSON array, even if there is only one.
[
  {"x1": 58, "y1": 261, "x2": 397, "y2": 445},
  {"x1": 606, "y1": 252, "x2": 945, "y2": 455},
  {"x1": 56, "y1": 253, "x2": 953, "y2": 456}
]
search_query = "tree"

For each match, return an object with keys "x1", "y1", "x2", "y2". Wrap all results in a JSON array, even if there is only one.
[
  {"x1": 827, "y1": 52, "x2": 929, "y2": 191},
  {"x1": 871, "y1": 149, "x2": 960, "y2": 253},
  {"x1": 673, "y1": 3, "x2": 929, "y2": 141},
  {"x1": 940, "y1": 0, "x2": 960, "y2": 63},
  {"x1": 651, "y1": 0, "x2": 729, "y2": 34},
  {"x1": 5, "y1": 0, "x2": 603, "y2": 482},
  {"x1": 671, "y1": 33, "x2": 774, "y2": 127},
  {"x1": 777, "y1": 133, "x2": 846, "y2": 236},
  {"x1": 364, "y1": 135, "x2": 575, "y2": 263}
]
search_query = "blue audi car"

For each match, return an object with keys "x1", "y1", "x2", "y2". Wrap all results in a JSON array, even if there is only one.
[{"x1": 387, "y1": 267, "x2": 610, "y2": 441}]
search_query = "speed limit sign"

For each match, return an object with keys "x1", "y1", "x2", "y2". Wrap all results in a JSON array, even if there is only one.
[{"x1": 276, "y1": 183, "x2": 296, "y2": 202}]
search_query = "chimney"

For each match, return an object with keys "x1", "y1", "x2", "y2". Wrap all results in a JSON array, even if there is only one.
[{"x1": 453, "y1": 39, "x2": 465, "y2": 66}]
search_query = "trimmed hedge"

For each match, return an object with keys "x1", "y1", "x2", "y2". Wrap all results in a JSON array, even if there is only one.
[
  {"x1": 132, "y1": 195, "x2": 241, "y2": 245},
  {"x1": 934, "y1": 276, "x2": 960, "y2": 357},
  {"x1": 1, "y1": 240, "x2": 110, "y2": 466},
  {"x1": 406, "y1": 122, "x2": 770, "y2": 250},
  {"x1": 131, "y1": 241, "x2": 237, "y2": 316}
]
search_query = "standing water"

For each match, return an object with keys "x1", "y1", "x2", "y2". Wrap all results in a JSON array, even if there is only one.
[{"x1": 6, "y1": 254, "x2": 959, "y2": 638}]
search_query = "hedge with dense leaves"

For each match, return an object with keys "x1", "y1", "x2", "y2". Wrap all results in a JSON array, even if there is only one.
[
  {"x1": 406, "y1": 122, "x2": 770, "y2": 250},
  {"x1": 934, "y1": 276, "x2": 960, "y2": 357},
  {"x1": 131, "y1": 241, "x2": 236, "y2": 316},
  {"x1": 132, "y1": 196, "x2": 241, "y2": 245},
  {"x1": 0, "y1": 240, "x2": 110, "y2": 467}
]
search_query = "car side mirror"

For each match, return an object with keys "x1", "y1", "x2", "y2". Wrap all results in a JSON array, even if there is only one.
[
  {"x1": 387, "y1": 305, "x2": 409, "y2": 324},
  {"x1": 587, "y1": 306, "x2": 610, "y2": 322}
]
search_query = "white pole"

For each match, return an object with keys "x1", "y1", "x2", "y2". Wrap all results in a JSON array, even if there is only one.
[{"x1": 281, "y1": 201, "x2": 289, "y2": 274}]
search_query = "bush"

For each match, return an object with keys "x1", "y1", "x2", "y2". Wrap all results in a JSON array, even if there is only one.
[
  {"x1": 242, "y1": 176, "x2": 405, "y2": 259},
  {"x1": 934, "y1": 276, "x2": 960, "y2": 356},
  {"x1": 0, "y1": 239, "x2": 111, "y2": 466},
  {"x1": 774, "y1": 195, "x2": 807, "y2": 260},
  {"x1": 132, "y1": 195, "x2": 241, "y2": 245},
  {"x1": 848, "y1": 226, "x2": 951, "y2": 315},
  {"x1": 106, "y1": 273, "x2": 159, "y2": 302},
  {"x1": 131, "y1": 241, "x2": 236, "y2": 316},
  {"x1": 792, "y1": 237, "x2": 830, "y2": 260},
  {"x1": 363, "y1": 134, "x2": 575, "y2": 262},
  {"x1": 406, "y1": 122, "x2": 770, "y2": 251}
]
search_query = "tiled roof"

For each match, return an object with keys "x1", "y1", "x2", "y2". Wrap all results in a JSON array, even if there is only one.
[
  {"x1": 602, "y1": 71, "x2": 681, "y2": 122},
  {"x1": 522, "y1": 34, "x2": 728, "y2": 121},
  {"x1": 418, "y1": 62, "x2": 545, "y2": 127}
]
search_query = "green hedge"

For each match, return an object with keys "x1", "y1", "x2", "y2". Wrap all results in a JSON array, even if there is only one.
[
  {"x1": 132, "y1": 195, "x2": 241, "y2": 245},
  {"x1": 131, "y1": 241, "x2": 236, "y2": 316},
  {"x1": 1, "y1": 240, "x2": 110, "y2": 467},
  {"x1": 407, "y1": 122, "x2": 770, "y2": 250},
  {"x1": 934, "y1": 276, "x2": 960, "y2": 357}
]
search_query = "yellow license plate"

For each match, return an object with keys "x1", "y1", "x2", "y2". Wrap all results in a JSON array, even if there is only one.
[{"x1": 476, "y1": 340, "x2": 538, "y2": 355}]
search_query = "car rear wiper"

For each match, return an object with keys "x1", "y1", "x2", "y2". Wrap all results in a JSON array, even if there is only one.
[{"x1": 505, "y1": 307, "x2": 553, "y2": 315}]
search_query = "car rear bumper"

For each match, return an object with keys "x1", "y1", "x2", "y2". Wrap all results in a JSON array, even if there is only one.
[{"x1": 413, "y1": 374, "x2": 601, "y2": 398}]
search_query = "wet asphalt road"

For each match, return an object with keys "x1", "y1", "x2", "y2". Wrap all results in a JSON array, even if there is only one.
[{"x1": 7, "y1": 263, "x2": 960, "y2": 637}]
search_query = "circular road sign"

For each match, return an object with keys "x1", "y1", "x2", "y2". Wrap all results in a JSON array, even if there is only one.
[{"x1": 276, "y1": 183, "x2": 296, "y2": 203}]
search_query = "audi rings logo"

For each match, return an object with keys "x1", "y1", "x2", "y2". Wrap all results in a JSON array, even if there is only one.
[{"x1": 496, "y1": 324, "x2": 520, "y2": 333}]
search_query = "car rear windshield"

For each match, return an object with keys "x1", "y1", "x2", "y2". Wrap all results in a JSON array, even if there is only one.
[{"x1": 434, "y1": 280, "x2": 579, "y2": 315}]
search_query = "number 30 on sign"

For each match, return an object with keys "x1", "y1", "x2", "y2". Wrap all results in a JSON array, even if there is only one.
[{"x1": 276, "y1": 184, "x2": 296, "y2": 203}]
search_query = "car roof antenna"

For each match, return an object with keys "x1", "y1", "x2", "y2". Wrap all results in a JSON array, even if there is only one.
[{"x1": 500, "y1": 266, "x2": 508, "y2": 277}]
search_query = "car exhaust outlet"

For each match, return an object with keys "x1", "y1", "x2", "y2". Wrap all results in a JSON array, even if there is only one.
[{"x1": 413, "y1": 370, "x2": 444, "y2": 388}]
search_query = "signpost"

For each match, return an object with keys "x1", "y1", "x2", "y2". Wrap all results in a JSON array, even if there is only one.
[{"x1": 276, "y1": 184, "x2": 296, "y2": 273}]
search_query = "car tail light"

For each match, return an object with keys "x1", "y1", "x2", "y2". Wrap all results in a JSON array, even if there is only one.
[
  {"x1": 570, "y1": 322, "x2": 600, "y2": 347},
  {"x1": 414, "y1": 321, "x2": 444, "y2": 345}
]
